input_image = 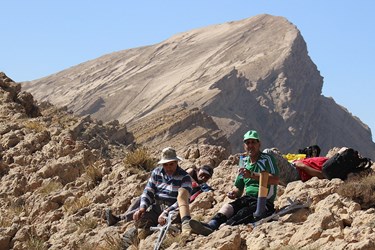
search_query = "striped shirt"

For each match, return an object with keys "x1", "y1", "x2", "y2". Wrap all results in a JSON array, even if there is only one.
[
  {"x1": 234, "y1": 152, "x2": 279, "y2": 203},
  {"x1": 140, "y1": 165, "x2": 192, "y2": 213}
]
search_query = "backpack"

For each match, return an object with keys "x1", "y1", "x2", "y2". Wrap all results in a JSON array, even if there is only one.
[{"x1": 322, "y1": 148, "x2": 372, "y2": 180}]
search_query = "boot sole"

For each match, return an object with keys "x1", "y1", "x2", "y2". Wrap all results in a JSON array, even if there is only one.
[
  {"x1": 105, "y1": 208, "x2": 120, "y2": 226},
  {"x1": 189, "y1": 219, "x2": 213, "y2": 236}
]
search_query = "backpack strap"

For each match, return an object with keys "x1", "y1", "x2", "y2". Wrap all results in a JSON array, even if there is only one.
[{"x1": 355, "y1": 157, "x2": 372, "y2": 172}]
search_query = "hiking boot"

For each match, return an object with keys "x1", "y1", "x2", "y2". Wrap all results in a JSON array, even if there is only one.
[
  {"x1": 122, "y1": 227, "x2": 138, "y2": 249},
  {"x1": 105, "y1": 208, "x2": 121, "y2": 226},
  {"x1": 181, "y1": 220, "x2": 192, "y2": 235},
  {"x1": 189, "y1": 219, "x2": 214, "y2": 236},
  {"x1": 180, "y1": 220, "x2": 192, "y2": 245},
  {"x1": 253, "y1": 209, "x2": 273, "y2": 222}
]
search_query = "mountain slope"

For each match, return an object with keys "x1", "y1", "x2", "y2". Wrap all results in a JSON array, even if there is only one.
[
  {"x1": 2, "y1": 72, "x2": 375, "y2": 250},
  {"x1": 21, "y1": 14, "x2": 375, "y2": 158}
]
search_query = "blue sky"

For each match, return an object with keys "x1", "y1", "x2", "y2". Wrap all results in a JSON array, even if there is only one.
[{"x1": 1, "y1": 1, "x2": 374, "y2": 141}]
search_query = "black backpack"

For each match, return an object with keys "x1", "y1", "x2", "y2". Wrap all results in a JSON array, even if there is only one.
[{"x1": 322, "y1": 148, "x2": 372, "y2": 180}]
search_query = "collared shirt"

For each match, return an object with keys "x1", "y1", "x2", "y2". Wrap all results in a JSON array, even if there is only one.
[
  {"x1": 234, "y1": 152, "x2": 279, "y2": 203},
  {"x1": 140, "y1": 165, "x2": 192, "y2": 213}
]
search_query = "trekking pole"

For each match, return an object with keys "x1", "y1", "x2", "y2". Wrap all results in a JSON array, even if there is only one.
[
  {"x1": 252, "y1": 197, "x2": 311, "y2": 227},
  {"x1": 150, "y1": 211, "x2": 179, "y2": 250}
]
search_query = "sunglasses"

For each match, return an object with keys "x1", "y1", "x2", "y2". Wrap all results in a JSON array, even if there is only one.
[{"x1": 244, "y1": 140, "x2": 259, "y2": 145}]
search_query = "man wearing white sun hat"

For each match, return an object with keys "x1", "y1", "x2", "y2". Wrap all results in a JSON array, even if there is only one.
[{"x1": 122, "y1": 147, "x2": 192, "y2": 248}]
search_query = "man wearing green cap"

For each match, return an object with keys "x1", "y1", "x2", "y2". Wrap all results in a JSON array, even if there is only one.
[{"x1": 189, "y1": 130, "x2": 279, "y2": 236}]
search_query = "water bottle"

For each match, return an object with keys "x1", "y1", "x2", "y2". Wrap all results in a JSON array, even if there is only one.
[{"x1": 238, "y1": 155, "x2": 244, "y2": 177}]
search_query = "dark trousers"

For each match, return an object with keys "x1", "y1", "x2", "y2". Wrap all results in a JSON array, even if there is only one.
[
  {"x1": 135, "y1": 204, "x2": 163, "y2": 229},
  {"x1": 135, "y1": 202, "x2": 181, "y2": 229},
  {"x1": 225, "y1": 195, "x2": 275, "y2": 225}
]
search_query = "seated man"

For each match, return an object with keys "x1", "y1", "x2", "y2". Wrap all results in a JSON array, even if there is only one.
[
  {"x1": 113, "y1": 147, "x2": 193, "y2": 248},
  {"x1": 186, "y1": 165, "x2": 214, "y2": 202},
  {"x1": 106, "y1": 165, "x2": 213, "y2": 225},
  {"x1": 263, "y1": 148, "x2": 328, "y2": 186},
  {"x1": 189, "y1": 130, "x2": 279, "y2": 236}
]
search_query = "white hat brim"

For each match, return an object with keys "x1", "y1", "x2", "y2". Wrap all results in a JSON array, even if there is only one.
[{"x1": 158, "y1": 156, "x2": 182, "y2": 165}]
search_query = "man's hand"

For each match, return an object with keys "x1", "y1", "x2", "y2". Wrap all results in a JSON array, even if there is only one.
[
  {"x1": 227, "y1": 188, "x2": 239, "y2": 199},
  {"x1": 227, "y1": 191, "x2": 236, "y2": 199},
  {"x1": 238, "y1": 168, "x2": 259, "y2": 180},
  {"x1": 133, "y1": 207, "x2": 146, "y2": 221},
  {"x1": 158, "y1": 212, "x2": 167, "y2": 225}
]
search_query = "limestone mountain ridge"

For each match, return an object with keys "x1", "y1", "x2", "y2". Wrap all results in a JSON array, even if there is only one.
[{"x1": 21, "y1": 14, "x2": 375, "y2": 158}]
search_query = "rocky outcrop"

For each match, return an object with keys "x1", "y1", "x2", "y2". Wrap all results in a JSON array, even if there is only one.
[
  {"x1": 0, "y1": 72, "x2": 40, "y2": 119},
  {"x1": 21, "y1": 14, "x2": 375, "y2": 158},
  {"x1": 0, "y1": 73, "x2": 135, "y2": 249}
]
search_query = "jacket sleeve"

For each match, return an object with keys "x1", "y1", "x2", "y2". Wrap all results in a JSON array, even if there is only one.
[{"x1": 139, "y1": 170, "x2": 158, "y2": 210}]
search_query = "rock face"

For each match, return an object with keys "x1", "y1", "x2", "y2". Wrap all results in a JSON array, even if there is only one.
[
  {"x1": 21, "y1": 14, "x2": 375, "y2": 158},
  {"x1": 126, "y1": 106, "x2": 230, "y2": 153},
  {"x1": 1, "y1": 73, "x2": 375, "y2": 249}
]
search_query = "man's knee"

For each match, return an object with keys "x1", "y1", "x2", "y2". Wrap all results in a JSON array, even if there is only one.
[
  {"x1": 178, "y1": 188, "x2": 189, "y2": 204},
  {"x1": 218, "y1": 203, "x2": 234, "y2": 218}
]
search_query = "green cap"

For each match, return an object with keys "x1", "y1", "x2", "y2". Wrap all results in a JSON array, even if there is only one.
[{"x1": 243, "y1": 130, "x2": 260, "y2": 141}]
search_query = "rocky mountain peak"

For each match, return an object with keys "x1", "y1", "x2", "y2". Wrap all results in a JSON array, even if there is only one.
[{"x1": 21, "y1": 14, "x2": 375, "y2": 158}]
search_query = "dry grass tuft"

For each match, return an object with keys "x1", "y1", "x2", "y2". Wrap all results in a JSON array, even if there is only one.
[
  {"x1": 25, "y1": 232, "x2": 47, "y2": 250},
  {"x1": 50, "y1": 112, "x2": 79, "y2": 128},
  {"x1": 84, "y1": 163, "x2": 103, "y2": 185},
  {"x1": 23, "y1": 120, "x2": 47, "y2": 132},
  {"x1": 63, "y1": 196, "x2": 91, "y2": 214},
  {"x1": 0, "y1": 213, "x2": 12, "y2": 228},
  {"x1": 95, "y1": 233, "x2": 125, "y2": 250},
  {"x1": 124, "y1": 147, "x2": 157, "y2": 171},
  {"x1": 37, "y1": 180, "x2": 63, "y2": 196},
  {"x1": 75, "y1": 216, "x2": 98, "y2": 234},
  {"x1": 337, "y1": 173, "x2": 375, "y2": 209},
  {"x1": 0, "y1": 198, "x2": 31, "y2": 227}
]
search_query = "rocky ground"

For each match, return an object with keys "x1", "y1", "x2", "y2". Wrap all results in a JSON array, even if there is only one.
[{"x1": 1, "y1": 72, "x2": 375, "y2": 250}]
